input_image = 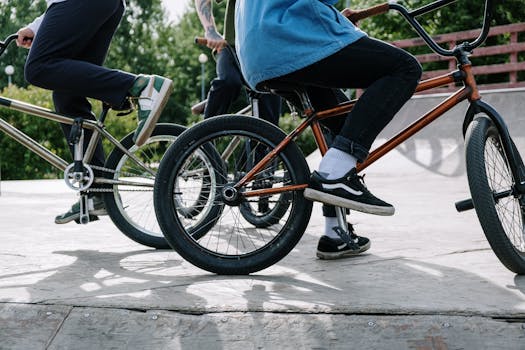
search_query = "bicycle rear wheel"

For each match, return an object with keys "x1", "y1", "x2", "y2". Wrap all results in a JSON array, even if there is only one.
[
  {"x1": 465, "y1": 115, "x2": 525, "y2": 274},
  {"x1": 103, "y1": 123, "x2": 184, "y2": 249},
  {"x1": 154, "y1": 115, "x2": 313, "y2": 274}
]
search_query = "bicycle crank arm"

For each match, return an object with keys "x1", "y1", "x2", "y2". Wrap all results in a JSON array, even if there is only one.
[{"x1": 79, "y1": 194, "x2": 90, "y2": 224}]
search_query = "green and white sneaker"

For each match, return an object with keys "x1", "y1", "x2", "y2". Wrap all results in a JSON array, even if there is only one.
[
  {"x1": 54, "y1": 195, "x2": 107, "y2": 224},
  {"x1": 130, "y1": 74, "x2": 173, "y2": 146}
]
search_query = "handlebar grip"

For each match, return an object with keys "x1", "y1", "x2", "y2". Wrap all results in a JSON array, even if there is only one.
[
  {"x1": 195, "y1": 37, "x2": 207, "y2": 46},
  {"x1": 346, "y1": 2, "x2": 390, "y2": 23}
]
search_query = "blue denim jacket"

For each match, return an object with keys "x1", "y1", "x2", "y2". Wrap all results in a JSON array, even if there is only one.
[{"x1": 235, "y1": 0, "x2": 366, "y2": 89}]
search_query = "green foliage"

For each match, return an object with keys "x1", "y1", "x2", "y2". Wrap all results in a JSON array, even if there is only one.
[
  {"x1": 343, "y1": 0, "x2": 525, "y2": 85},
  {"x1": 340, "y1": 0, "x2": 525, "y2": 41},
  {"x1": 279, "y1": 114, "x2": 317, "y2": 157},
  {"x1": 0, "y1": 85, "x2": 66, "y2": 179},
  {"x1": 0, "y1": 85, "x2": 139, "y2": 180},
  {"x1": 0, "y1": 0, "x2": 46, "y2": 89}
]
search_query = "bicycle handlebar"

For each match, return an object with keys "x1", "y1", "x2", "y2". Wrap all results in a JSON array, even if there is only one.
[
  {"x1": 394, "y1": 0, "x2": 490, "y2": 57},
  {"x1": 0, "y1": 34, "x2": 18, "y2": 57},
  {"x1": 348, "y1": 0, "x2": 492, "y2": 57},
  {"x1": 195, "y1": 37, "x2": 208, "y2": 46},
  {"x1": 345, "y1": 2, "x2": 390, "y2": 23}
]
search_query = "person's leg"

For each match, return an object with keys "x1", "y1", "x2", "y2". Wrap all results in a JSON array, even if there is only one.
[
  {"x1": 53, "y1": 0, "x2": 127, "y2": 171},
  {"x1": 25, "y1": 0, "x2": 172, "y2": 147},
  {"x1": 203, "y1": 48, "x2": 243, "y2": 119},
  {"x1": 51, "y1": 1, "x2": 126, "y2": 224},
  {"x1": 294, "y1": 87, "x2": 369, "y2": 258},
  {"x1": 25, "y1": 0, "x2": 135, "y2": 107},
  {"x1": 269, "y1": 36, "x2": 422, "y2": 215},
  {"x1": 278, "y1": 37, "x2": 422, "y2": 163},
  {"x1": 257, "y1": 94, "x2": 281, "y2": 126}
]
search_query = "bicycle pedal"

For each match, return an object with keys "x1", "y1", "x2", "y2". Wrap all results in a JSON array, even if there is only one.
[{"x1": 74, "y1": 215, "x2": 100, "y2": 224}]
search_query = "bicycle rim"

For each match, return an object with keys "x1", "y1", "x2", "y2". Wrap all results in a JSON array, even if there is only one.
[{"x1": 105, "y1": 124, "x2": 184, "y2": 248}]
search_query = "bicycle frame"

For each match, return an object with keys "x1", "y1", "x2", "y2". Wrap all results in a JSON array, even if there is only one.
[
  {"x1": 235, "y1": 0, "x2": 525, "y2": 200},
  {"x1": 0, "y1": 95, "x2": 153, "y2": 180}
]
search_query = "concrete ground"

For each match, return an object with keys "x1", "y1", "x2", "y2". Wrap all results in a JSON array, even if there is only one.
[{"x1": 1, "y1": 90, "x2": 525, "y2": 349}]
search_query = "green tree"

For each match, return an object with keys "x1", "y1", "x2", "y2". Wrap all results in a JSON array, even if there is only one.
[
  {"x1": 0, "y1": 0, "x2": 46, "y2": 89},
  {"x1": 339, "y1": 0, "x2": 525, "y2": 41}
]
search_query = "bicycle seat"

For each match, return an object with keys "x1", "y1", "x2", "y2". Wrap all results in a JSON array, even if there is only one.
[{"x1": 259, "y1": 81, "x2": 310, "y2": 113}]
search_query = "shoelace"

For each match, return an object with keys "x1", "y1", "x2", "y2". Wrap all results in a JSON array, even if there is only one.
[{"x1": 333, "y1": 226, "x2": 359, "y2": 246}]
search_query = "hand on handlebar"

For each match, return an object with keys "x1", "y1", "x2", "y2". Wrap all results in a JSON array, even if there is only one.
[
  {"x1": 204, "y1": 30, "x2": 226, "y2": 52},
  {"x1": 16, "y1": 27, "x2": 34, "y2": 49},
  {"x1": 341, "y1": 8, "x2": 360, "y2": 26}
]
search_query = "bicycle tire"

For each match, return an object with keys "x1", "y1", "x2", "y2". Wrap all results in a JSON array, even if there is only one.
[
  {"x1": 465, "y1": 115, "x2": 525, "y2": 274},
  {"x1": 154, "y1": 115, "x2": 313, "y2": 274},
  {"x1": 103, "y1": 123, "x2": 185, "y2": 249}
]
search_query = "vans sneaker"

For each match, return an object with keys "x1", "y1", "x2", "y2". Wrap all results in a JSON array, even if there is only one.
[
  {"x1": 317, "y1": 224, "x2": 371, "y2": 260},
  {"x1": 304, "y1": 169, "x2": 394, "y2": 216},
  {"x1": 129, "y1": 74, "x2": 173, "y2": 146}
]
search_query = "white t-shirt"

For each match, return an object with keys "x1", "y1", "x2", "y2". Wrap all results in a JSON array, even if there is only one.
[{"x1": 27, "y1": 0, "x2": 67, "y2": 34}]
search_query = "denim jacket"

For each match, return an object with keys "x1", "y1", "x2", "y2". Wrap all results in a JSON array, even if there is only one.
[{"x1": 235, "y1": 0, "x2": 366, "y2": 89}]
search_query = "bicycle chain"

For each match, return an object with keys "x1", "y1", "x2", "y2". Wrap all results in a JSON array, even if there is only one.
[{"x1": 84, "y1": 164, "x2": 154, "y2": 193}]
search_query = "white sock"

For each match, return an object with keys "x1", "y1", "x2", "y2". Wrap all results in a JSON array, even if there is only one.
[
  {"x1": 324, "y1": 217, "x2": 340, "y2": 239},
  {"x1": 318, "y1": 148, "x2": 357, "y2": 180}
]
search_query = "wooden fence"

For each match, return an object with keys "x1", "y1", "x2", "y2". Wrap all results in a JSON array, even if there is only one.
[{"x1": 391, "y1": 22, "x2": 525, "y2": 93}]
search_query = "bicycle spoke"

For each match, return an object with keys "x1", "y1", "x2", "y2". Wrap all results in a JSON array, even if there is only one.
[{"x1": 484, "y1": 135, "x2": 525, "y2": 253}]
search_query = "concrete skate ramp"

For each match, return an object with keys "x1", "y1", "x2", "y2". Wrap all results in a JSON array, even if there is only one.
[{"x1": 374, "y1": 88, "x2": 525, "y2": 177}]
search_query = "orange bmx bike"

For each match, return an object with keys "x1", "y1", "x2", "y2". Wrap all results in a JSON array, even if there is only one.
[{"x1": 154, "y1": 0, "x2": 525, "y2": 274}]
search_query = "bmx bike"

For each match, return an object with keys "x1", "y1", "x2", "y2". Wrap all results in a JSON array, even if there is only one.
[
  {"x1": 0, "y1": 34, "x2": 185, "y2": 249},
  {"x1": 154, "y1": 0, "x2": 525, "y2": 274}
]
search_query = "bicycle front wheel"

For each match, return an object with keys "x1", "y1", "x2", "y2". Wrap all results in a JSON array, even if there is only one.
[
  {"x1": 103, "y1": 123, "x2": 185, "y2": 249},
  {"x1": 154, "y1": 115, "x2": 313, "y2": 274},
  {"x1": 465, "y1": 115, "x2": 525, "y2": 274}
]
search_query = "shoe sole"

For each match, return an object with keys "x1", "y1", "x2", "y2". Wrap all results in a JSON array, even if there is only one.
[
  {"x1": 316, "y1": 240, "x2": 371, "y2": 260},
  {"x1": 304, "y1": 188, "x2": 395, "y2": 216},
  {"x1": 134, "y1": 78, "x2": 174, "y2": 147}
]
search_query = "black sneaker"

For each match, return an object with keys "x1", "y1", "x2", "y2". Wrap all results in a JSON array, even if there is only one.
[
  {"x1": 304, "y1": 169, "x2": 395, "y2": 216},
  {"x1": 55, "y1": 195, "x2": 107, "y2": 224},
  {"x1": 317, "y1": 224, "x2": 371, "y2": 260}
]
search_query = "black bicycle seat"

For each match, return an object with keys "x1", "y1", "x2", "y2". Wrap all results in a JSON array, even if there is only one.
[{"x1": 259, "y1": 81, "x2": 309, "y2": 113}]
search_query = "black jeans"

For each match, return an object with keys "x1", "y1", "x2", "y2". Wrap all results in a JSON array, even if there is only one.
[
  {"x1": 267, "y1": 36, "x2": 422, "y2": 163},
  {"x1": 25, "y1": 0, "x2": 136, "y2": 172},
  {"x1": 266, "y1": 36, "x2": 422, "y2": 217},
  {"x1": 205, "y1": 47, "x2": 281, "y2": 125}
]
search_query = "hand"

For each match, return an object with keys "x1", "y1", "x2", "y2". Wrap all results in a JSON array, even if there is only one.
[
  {"x1": 204, "y1": 30, "x2": 226, "y2": 52},
  {"x1": 341, "y1": 8, "x2": 359, "y2": 26},
  {"x1": 16, "y1": 27, "x2": 34, "y2": 48}
]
